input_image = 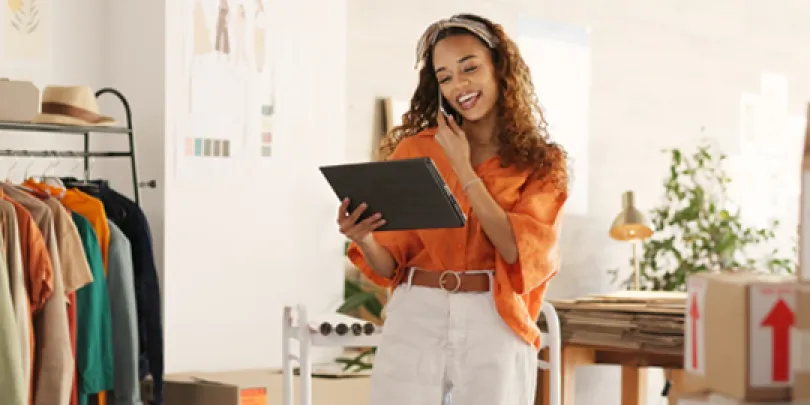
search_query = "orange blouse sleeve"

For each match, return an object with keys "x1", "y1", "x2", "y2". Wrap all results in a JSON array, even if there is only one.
[
  {"x1": 346, "y1": 138, "x2": 424, "y2": 288},
  {"x1": 498, "y1": 177, "x2": 567, "y2": 294},
  {"x1": 347, "y1": 232, "x2": 423, "y2": 288}
]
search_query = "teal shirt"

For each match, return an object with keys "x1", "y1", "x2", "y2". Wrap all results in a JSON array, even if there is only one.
[{"x1": 72, "y1": 213, "x2": 114, "y2": 405}]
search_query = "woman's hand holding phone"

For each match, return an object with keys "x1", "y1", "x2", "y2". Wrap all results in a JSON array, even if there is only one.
[{"x1": 435, "y1": 110, "x2": 475, "y2": 182}]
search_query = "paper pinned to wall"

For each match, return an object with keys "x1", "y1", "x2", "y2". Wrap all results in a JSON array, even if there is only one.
[
  {"x1": 2, "y1": 0, "x2": 51, "y2": 62},
  {"x1": 177, "y1": 0, "x2": 276, "y2": 180},
  {"x1": 516, "y1": 18, "x2": 591, "y2": 216}
]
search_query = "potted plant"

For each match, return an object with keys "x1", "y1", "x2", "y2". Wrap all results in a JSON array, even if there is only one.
[{"x1": 609, "y1": 143, "x2": 796, "y2": 291}]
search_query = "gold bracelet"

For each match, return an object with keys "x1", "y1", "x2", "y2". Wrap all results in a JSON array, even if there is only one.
[{"x1": 462, "y1": 177, "x2": 482, "y2": 192}]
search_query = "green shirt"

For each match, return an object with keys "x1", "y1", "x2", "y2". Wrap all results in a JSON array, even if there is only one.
[{"x1": 72, "y1": 212, "x2": 114, "y2": 405}]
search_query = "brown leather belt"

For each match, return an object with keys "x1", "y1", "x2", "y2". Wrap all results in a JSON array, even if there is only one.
[{"x1": 399, "y1": 268, "x2": 491, "y2": 293}]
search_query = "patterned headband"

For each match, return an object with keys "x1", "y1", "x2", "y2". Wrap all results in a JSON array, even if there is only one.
[{"x1": 414, "y1": 15, "x2": 500, "y2": 69}]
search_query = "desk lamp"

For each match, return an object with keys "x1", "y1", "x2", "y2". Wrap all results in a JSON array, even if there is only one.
[{"x1": 609, "y1": 190, "x2": 654, "y2": 290}]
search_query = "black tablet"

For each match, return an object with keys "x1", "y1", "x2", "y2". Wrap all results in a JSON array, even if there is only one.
[{"x1": 319, "y1": 157, "x2": 466, "y2": 231}]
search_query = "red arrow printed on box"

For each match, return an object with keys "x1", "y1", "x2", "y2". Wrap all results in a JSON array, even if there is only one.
[
  {"x1": 689, "y1": 294, "x2": 700, "y2": 369},
  {"x1": 760, "y1": 298, "x2": 795, "y2": 382}
]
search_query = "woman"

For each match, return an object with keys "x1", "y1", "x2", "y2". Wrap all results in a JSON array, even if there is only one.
[{"x1": 339, "y1": 13, "x2": 568, "y2": 405}]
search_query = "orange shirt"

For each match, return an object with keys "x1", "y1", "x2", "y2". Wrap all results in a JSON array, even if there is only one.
[
  {"x1": 347, "y1": 128, "x2": 567, "y2": 350},
  {"x1": 23, "y1": 180, "x2": 110, "y2": 274}
]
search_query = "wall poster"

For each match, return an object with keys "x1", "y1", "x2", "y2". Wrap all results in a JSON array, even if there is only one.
[
  {"x1": 2, "y1": 0, "x2": 51, "y2": 62},
  {"x1": 176, "y1": 0, "x2": 275, "y2": 180}
]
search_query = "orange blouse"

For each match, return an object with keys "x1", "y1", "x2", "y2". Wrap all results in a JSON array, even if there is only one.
[
  {"x1": 23, "y1": 180, "x2": 110, "y2": 273},
  {"x1": 347, "y1": 128, "x2": 567, "y2": 350}
]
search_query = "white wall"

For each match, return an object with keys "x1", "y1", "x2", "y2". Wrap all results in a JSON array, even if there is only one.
[
  {"x1": 0, "y1": 0, "x2": 107, "y2": 175},
  {"x1": 347, "y1": 0, "x2": 810, "y2": 403},
  {"x1": 2, "y1": 0, "x2": 349, "y2": 375},
  {"x1": 0, "y1": 0, "x2": 163, "y2": 231},
  {"x1": 162, "y1": 0, "x2": 349, "y2": 372}
]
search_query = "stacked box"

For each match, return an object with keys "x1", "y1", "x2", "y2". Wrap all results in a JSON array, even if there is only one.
[
  {"x1": 794, "y1": 285, "x2": 810, "y2": 402},
  {"x1": 684, "y1": 272, "x2": 797, "y2": 402},
  {"x1": 794, "y1": 103, "x2": 810, "y2": 402},
  {"x1": 677, "y1": 392, "x2": 801, "y2": 404}
]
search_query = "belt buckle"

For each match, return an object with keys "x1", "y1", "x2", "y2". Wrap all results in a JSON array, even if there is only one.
[{"x1": 439, "y1": 271, "x2": 462, "y2": 293}]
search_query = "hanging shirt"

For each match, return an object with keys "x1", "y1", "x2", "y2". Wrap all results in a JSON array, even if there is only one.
[
  {"x1": 23, "y1": 182, "x2": 112, "y2": 405},
  {"x1": 33, "y1": 191, "x2": 95, "y2": 293},
  {"x1": 23, "y1": 180, "x2": 110, "y2": 273},
  {"x1": 35, "y1": 193, "x2": 94, "y2": 405},
  {"x1": 1, "y1": 185, "x2": 73, "y2": 405},
  {"x1": 71, "y1": 213, "x2": 114, "y2": 405},
  {"x1": 59, "y1": 179, "x2": 164, "y2": 405},
  {"x1": 0, "y1": 199, "x2": 32, "y2": 404},
  {"x1": 1, "y1": 190, "x2": 55, "y2": 403},
  {"x1": 107, "y1": 220, "x2": 143, "y2": 405},
  {"x1": 347, "y1": 128, "x2": 567, "y2": 350},
  {"x1": 67, "y1": 291, "x2": 79, "y2": 405},
  {"x1": 0, "y1": 213, "x2": 26, "y2": 405}
]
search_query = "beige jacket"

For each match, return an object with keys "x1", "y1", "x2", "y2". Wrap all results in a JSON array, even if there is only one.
[
  {"x1": 0, "y1": 209, "x2": 26, "y2": 404},
  {"x1": 1, "y1": 185, "x2": 73, "y2": 405},
  {"x1": 0, "y1": 199, "x2": 31, "y2": 404}
]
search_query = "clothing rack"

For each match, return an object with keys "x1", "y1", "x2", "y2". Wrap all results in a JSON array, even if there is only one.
[{"x1": 0, "y1": 87, "x2": 156, "y2": 205}]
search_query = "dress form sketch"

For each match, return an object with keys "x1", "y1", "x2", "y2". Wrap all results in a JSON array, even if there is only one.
[
  {"x1": 254, "y1": 0, "x2": 266, "y2": 73},
  {"x1": 192, "y1": 0, "x2": 214, "y2": 56},
  {"x1": 232, "y1": 3, "x2": 249, "y2": 67},
  {"x1": 215, "y1": 0, "x2": 230, "y2": 60}
]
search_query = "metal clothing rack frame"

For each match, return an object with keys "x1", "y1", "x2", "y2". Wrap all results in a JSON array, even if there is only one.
[{"x1": 0, "y1": 87, "x2": 155, "y2": 205}]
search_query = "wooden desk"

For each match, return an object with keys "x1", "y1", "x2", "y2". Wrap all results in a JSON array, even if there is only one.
[
  {"x1": 535, "y1": 294, "x2": 690, "y2": 405},
  {"x1": 536, "y1": 344, "x2": 685, "y2": 405}
]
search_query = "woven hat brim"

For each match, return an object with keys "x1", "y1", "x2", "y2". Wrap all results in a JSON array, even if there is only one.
[{"x1": 31, "y1": 113, "x2": 117, "y2": 127}]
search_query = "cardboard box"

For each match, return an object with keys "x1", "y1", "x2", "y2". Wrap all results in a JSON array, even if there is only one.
[
  {"x1": 793, "y1": 285, "x2": 810, "y2": 401},
  {"x1": 677, "y1": 392, "x2": 711, "y2": 404},
  {"x1": 800, "y1": 103, "x2": 810, "y2": 283},
  {"x1": 0, "y1": 79, "x2": 39, "y2": 122},
  {"x1": 795, "y1": 103, "x2": 810, "y2": 403},
  {"x1": 141, "y1": 369, "x2": 371, "y2": 405},
  {"x1": 684, "y1": 273, "x2": 797, "y2": 402},
  {"x1": 677, "y1": 392, "x2": 807, "y2": 404}
]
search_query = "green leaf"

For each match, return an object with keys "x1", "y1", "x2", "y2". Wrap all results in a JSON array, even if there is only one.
[
  {"x1": 337, "y1": 290, "x2": 378, "y2": 314},
  {"x1": 344, "y1": 279, "x2": 363, "y2": 297},
  {"x1": 610, "y1": 141, "x2": 797, "y2": 292},
  {"x1": 363, "y1": 295, "x2": 384, "y2": 319},
  {"x1": 336, "y1": 349, "x2": 375, "y2": 371}
]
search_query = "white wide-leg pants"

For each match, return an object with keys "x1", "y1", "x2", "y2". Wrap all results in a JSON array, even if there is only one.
[{"x1": 369, "y1": 271, "x2": 538, "y2": 405}]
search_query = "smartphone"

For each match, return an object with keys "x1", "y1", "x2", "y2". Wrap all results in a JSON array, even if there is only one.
[{"x1": 438, "y1": 88, "x2": 463, "y2": 125}]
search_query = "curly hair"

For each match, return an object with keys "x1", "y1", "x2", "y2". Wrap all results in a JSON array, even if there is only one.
[{"x1": 379, "y1": 13, "x2": 569, "y2": 194}]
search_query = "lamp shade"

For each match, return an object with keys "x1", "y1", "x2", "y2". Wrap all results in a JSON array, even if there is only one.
[{"x1": 609, "y1": 191, "x2": 653, "y2": 241}]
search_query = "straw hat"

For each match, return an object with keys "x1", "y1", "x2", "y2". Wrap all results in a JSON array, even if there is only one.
[{"x1": 31, "y1": 85, "x2": 116, "y2": 126}]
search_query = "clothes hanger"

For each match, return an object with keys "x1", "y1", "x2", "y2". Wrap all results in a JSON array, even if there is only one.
[
  {"x1": 36, "y1": 156, "x2": 61, "y2": 186},
  {"x1": 62, "y1": 158, "x2": 96, "y2": 185},
  {"x1": 21, "y1": 160, "x2": 35, "y2": 183},
  {"x1": 60, "y1": 158, "x2": 101, "y2": 192},
  {"x1": 40, "y1": 155, "x2": 66, "y2": 189},
  {"x1": 5, "y1": 158, "x2": 18, "y2": 183}
]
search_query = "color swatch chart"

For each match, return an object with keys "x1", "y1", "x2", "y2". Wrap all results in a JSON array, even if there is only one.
[{"x1": 185, "y1": 137, "x2": 231, "y2": 158}]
